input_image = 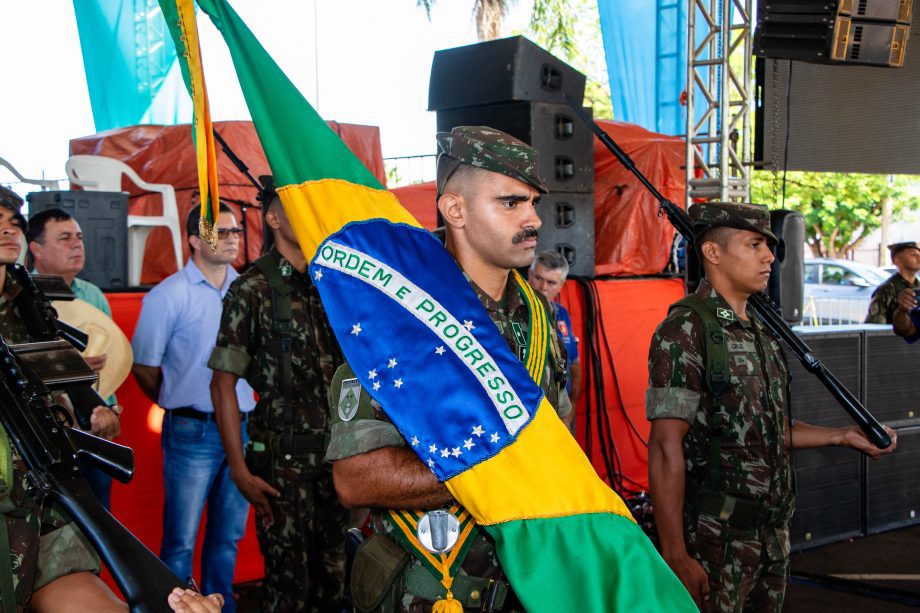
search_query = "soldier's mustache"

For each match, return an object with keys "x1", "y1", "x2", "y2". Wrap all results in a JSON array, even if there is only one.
[{"x1": 512, "y1": 228, "x2": 539, "y2": 244}]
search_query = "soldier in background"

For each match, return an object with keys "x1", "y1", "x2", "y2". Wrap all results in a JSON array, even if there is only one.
[
  {"x1": 646, "y1": 202, "x2": 896, "y2": 612},
  {"x1": 865, "y1": 241, "x2": 920, "y2": 324},
  {"x1": 209, "y1": 177, "x2": 348, "y2": 612}
]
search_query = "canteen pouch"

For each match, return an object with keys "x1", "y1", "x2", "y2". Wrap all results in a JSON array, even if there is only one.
[{"x1": 351, "y1": 533, "x2": 410, "y2": 612}]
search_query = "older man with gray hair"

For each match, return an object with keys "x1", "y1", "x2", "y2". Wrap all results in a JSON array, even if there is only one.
[{"x1": 528, "y1": 250, "x2": 582, "y2": 407}]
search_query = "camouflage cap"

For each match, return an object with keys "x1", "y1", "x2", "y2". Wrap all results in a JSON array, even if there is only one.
[
  {"x1": 436, "y1": 126, "x2": 548, "y2": 195},
  {"x1": 689, "y1": 202, "x2": 777, "y2": 245},
  {"x1": 0, "y1": 186, "x2": 26, "y2": 232},
  {"x1": 888, "y1": 241, "x2": 920, "y2": 259}
]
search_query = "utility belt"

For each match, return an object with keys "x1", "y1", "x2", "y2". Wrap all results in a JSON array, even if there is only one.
[
  {"x1": 686, "y1": 487, "x2": 792, "y2": 531},
  {"x1": 350, "y1": 532, "x2": 511, "y2": 612}
]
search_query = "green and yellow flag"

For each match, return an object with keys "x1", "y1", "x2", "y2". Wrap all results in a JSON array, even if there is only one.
[{"x1": 161, "y1": 1, "x2": 695, "y2": 610}]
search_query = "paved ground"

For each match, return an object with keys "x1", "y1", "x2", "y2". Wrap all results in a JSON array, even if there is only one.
[{"x1": 231, "y1": 525, "x2": 920, "y2": 611}]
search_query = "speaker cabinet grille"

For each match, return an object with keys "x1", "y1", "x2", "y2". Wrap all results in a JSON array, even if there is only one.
[
  {"x1": 791, "y1": 446, "x2": 863, "y2": 550},
  {"x1": 864, "y1": 330, "x2": 920, "y2": 423},
  {"x1": 867, "y1": 426, "x2": 920, "y2": 533},
  {"x1": 788, "y1": 330, "x2": 863, "y2": 427},
  {"x1": 534, "y1": 193, "x2": 595, "y2": 277}
]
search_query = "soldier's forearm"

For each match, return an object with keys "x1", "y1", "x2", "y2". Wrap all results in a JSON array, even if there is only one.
[
  {"x1": 332, "y1": 446, "x2": 453, "y2": 510},
  {"x1": 892, "y1": 307, "x2": 916, "y2": 338},
  {"x1": 648, "y1": 428, "x2": 691, "y2": 561},
  {"x1": 210, "y1": 370, "x2": 247, "y2": 473}
]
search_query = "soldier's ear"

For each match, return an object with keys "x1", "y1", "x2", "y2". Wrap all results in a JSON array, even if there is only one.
[
  {"x1": 699, "y1": 240, "x2": 721, "y2": 266},
  {"x1": 438, "y1": 192, "x2": 466, "y2": 229}
]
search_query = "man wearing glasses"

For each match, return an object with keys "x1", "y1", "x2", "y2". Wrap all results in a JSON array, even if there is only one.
[{"x1": 132, "y1": 204, "x2": 255, "y2": 612}]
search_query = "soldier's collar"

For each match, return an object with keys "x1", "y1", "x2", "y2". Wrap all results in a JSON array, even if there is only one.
[
  {"x1": 697, "y1": 279, "x2": 750, "y2": 327},
  {"x1": 461, "y1": 271, "x2": 523, "y2": 314}
]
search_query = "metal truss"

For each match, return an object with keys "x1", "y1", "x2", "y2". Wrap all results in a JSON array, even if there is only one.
[{"x1": 685, "y1": 0, "x2": 754, "y2": 203}]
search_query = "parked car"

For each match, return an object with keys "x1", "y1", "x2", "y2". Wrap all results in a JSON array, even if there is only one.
[{"x1": 803, "y1": 258, "x2": 890, "y2": 324}]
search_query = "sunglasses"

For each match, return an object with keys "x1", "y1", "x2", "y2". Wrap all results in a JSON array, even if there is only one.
[{"x1": 216, "y1": 227, "x2": 244, "y2": 239}]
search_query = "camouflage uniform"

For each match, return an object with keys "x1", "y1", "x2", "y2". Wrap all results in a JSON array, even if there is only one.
[
  {"x1": 646, "y1": 203, "x2": 794, "y2": 613},
  {"x1": 865, "y1": 273, "x2": 920, "y2": 324},
  {"x1": 326, "y1": 126, "x2": 570, "y2": 612},
  {"x1": 0, "y1": 269, "x2": 101, "y2": 611},
  {"x1": 327, "y1": 274, "x2": 570, "y2": 613},
  {"x1": 208, "y1": 248, "x2": 348, "y2": 612}
]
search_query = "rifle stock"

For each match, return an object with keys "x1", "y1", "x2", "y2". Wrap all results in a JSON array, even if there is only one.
[
  {"x1": 0, "y1": 337, "x2": 189, "y2": 612},
  {"x1": 565, "y1": 98, "x2": 892, "y2": 450}
]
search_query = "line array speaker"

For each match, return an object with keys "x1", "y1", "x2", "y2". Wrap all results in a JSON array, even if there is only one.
[
  {"x1": 428, "y1": 36, "x2": 587, "y2": 111},
  {"x1": 533, "y1": 192, "x2": 594, "y2": 278},
  {"x1": 436, "y1": 101, "x2": 595, "y2": 194},
  {"x1": 26, "y1": 190, "x2": 128, "y2": 290}
]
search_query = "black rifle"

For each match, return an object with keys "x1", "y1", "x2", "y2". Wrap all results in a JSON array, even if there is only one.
[
  {"x1": 8, "y1": 264, "x2": 110, "y2": 431},
  {"x1": 566, "y1": 99, "x2": 892, "y2": 450},
  {"x1": 0, "y1": 335, "x2": 188, "y2": 612}
]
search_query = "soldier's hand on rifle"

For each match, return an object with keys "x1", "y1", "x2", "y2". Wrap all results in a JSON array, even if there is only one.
[
  {"x1": 90, "y1": 404, "x2": 122, "y2": 440},
  {"x1": 231, "y1": 468, "x2": 280, "y2": 527},
  {"x1": 167, "y1": 588, "x2": 223, "y2": 612},
  {"x1": 664, "y1": 553, "x2": 710, "y2": 607},
  {"x1": 841, "y1": 424, "x2": 898, "y2": 459},
  {"x1": 84, "y1": 353, "x2": 108, "y2": 373}
]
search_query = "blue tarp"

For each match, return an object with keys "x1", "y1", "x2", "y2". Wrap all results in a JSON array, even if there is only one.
[{"x1": 598, "y1": 0, "x2": 687, "y2": 136}]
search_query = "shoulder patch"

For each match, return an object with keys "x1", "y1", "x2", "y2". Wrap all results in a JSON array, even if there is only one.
[
  {"x1": 337, "y1": 378, "x2": 362, "y2": 422},
  {"x1": 715, "y1": 307, "x2": 735, "y2": 321}
]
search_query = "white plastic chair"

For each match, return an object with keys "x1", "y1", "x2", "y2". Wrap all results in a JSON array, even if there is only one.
[{"x1": 65, "y1": 155, "x2": 183, "y2": 286}]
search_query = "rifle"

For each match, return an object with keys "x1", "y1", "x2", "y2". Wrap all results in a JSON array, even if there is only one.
[
  {"x1": 8, "y1": 264, "x2": 110, "y2": 431},
  {"x1": 0, "y1": 335, "x2": 189, "y2": 612},
  {"x1": 565, "y1": 99, "x2": 892, "y2": 450}
]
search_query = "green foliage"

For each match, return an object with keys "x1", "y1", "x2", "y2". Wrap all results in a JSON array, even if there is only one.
[{"x1": 751, "y1": 170, "x2": 920, "y2": 258}]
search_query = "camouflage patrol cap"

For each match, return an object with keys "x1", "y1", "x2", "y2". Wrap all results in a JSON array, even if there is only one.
[
  {"x1": 0, "y1": 186, "x2": 27, "y2": 232},
  {"x1": 436, "y1": 126, "x2": 548, "y2": 195},
  {"x1": 689, "y1": 202, "x2": 777, "y2": 245},
  {"x1": 888, "y1": 241, "x2": 920, "y2": 259}
]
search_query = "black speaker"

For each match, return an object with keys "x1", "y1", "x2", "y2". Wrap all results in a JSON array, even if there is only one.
[
  {"x1": 26, "y1": 190, "x2": 128, "y2": 290},
  {"x1": 787, "y1": 329, "x2": 864, "y2": 549},
  {"x1": 768, "y1": 210, "x2": 805, "y2": 324},
  {"x1": 428, "y1": 36, "x2": 587, "y2": 111},
  {"x1": 534, "y1": 192, "x2": 594, "y2": 278},
  {"x1": 436, "y1": 102, "x2": 595, "y2": 194},
  {"x1": 755, "y1": 0, "x2": 912, "y2": 67},
  {"x1": 864, "y1": 329, "x2": 920, "y2": 424},
  {"x1": 866, "y1": 424, "x2": 920, "y2": 533}
]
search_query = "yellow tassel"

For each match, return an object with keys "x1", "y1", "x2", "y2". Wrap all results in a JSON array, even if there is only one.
[{"x1": 432, "y1": 590, "x2": 464, "y2": 613}]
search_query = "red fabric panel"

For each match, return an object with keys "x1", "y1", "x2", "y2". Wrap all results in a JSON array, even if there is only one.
[
  {"x1": 70, "y1": 121, "x2": 385, "y2": 284},
  {"x1": 558, "y1": 277, "x2": 685, "y2": 491},
  {"x1": 592, "y1": 120, "x2": 687, "y2": 277},
  {"x1": 103, "y1": 292, "x2": 263, "y2": 591},
  {"x1": 390, "y1": 182, "x2": 438, "y2": 231}
]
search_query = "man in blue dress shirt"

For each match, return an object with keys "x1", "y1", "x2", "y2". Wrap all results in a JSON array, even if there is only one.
[{"x1": 132, "y1": 204, "x2": 254, "y2": 611}]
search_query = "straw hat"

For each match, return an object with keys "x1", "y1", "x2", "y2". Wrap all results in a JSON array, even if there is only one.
[{"x1": 52, "y1": 299, "x2": 133, "y2": 399}]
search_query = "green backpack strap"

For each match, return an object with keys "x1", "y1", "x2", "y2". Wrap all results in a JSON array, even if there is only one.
[
  {"x1": 253, "y1": 254, "x2": 295, "y2": 427},
  {"x1": 669, "y1": 293, "x2": 730, "y2": 492}
]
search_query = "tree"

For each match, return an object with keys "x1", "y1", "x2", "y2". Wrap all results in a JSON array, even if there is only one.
[
  {"x1": 751, "y1": 170, "x2": 920, "y2": 258},
  {"x1": 416, "y1": 0, "x2": 516, "y2": 42}
]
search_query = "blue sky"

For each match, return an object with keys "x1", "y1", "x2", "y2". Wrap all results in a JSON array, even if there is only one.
[{"x1": 0, "y1": 1, "x2": 532, "y2": 196}]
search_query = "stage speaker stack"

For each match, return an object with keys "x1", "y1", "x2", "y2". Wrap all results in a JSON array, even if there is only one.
[
  {"x1": 26, "y1": 190, "x2": 129, "y2": 290},
  {"x1": 754, "y1": 0, "x2": 913, "y2": 67},
  {"x1": 430, "y1": 36, "x2": 596, "y2": 277},
  {"x1": 787, "y1": 328, "x2": 864, "y2": 550},
  {"x1": 863, "y1": 328, "x2": 920, "y2": 533},
  {"x1": 768, "y1": 209, "x2": 806, "y2": 324}
]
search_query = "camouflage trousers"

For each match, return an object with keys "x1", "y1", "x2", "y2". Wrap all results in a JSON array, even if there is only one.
[
  {"x1": 246, "y1": 446, "x2": 348, "y2": 613},
  {"x1": 688, "y1": 514, "x2": 788, "y2": 613}
]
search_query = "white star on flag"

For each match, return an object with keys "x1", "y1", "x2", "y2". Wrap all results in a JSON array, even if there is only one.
[
  {"x1": 388, "y1": 357, "x2": 398, "y2": 368},
  {"x1": 440, "y1": 448, "x2": 451, "y2": 458},
  {"x1": 427, "y1": 458, "x2": 435, "y2": 468},
  {"x1": 429, "y1": 443, "x2": 438, "y2": 454},
  {"x1": 490, "y1": 432, "x2": 501, "y2": 443},
  {"x1": 463, "y1": 438, "x2": 475, "y2": 450},
  {"x1": 351, "y1": 323, "x2": 362, "y2": 336},
  {"x1": 451, "y1": 447, "x2": 462, "y2": 457},
  {"x1": 394, "y1": 378, "x2": 404, "y2": 389},
  {"x1": 372, "y1": 381, "x2": 381, "y2": 391},
  {"x1": 463, "y1": 320, "x2": 475, "y2": 331},
  {"x1": 434, "y1": 346, "x2": 446, "y2": 356},
  {"x1": 411, "y1": 436, "x2": 420, "y2": 447},
  {"x1": 368, "y1": 369, "x2": 377, "y2": 380},
  {"x1": 314, "y1": 269, "x2": 323, "y2": 281},
  {"x1": 471, "y1": 425, "x2": 484, "y2": 437}
]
